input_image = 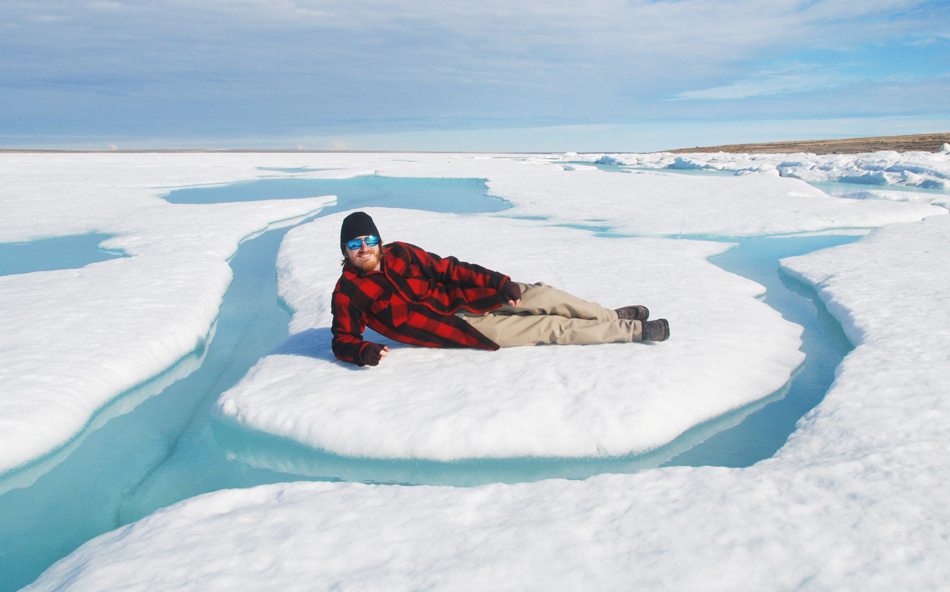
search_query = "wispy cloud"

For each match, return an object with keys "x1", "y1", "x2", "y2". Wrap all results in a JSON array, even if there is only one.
[
  {"x1": 674, "y1": 66, "x2": 848, "y2": 100},
  {"x1": 1, "y1": 0, "x2": 948, "y2": 145}
]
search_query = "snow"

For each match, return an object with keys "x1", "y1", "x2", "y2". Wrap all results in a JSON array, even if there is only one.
[
  {"x1": 25, "y1": 203, "x2": 950, "y2": 592},
  {"x1": 578, "y1": 148, "x2": 950, "y2": 207},
  {"x1": 488, "y1": 166, "x2": 941, "y2": 236},
  {"x1": 835, "y1": 189, "x2": 950, "y2": 210},
  {"x1": 0, "y1": 154, "x2": 335, "y2": 475},
  {"x1": 3, "y1": 151, "x2": 950, "y2": 590},
  {"x1": 350, "y1": 155, "x2": 942, "y2": 237},
  {"x1": 214, "y1": 209, "x2": 804, "y2": 460}
]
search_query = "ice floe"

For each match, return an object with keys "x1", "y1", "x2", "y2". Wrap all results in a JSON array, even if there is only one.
[
  {"x1": 214, "y1": 208, "x2": 805, "y2": 460},
  {"x1": 573, "y1": 148, "x2": 950, "y2": 207},
  {"x1": 27, "y1": 202, "x2": 950, "y2": 592},
  {"x1": 0, "y1": 154, "x2": 335, "y2": 475},
  {"x1": 481, "y1": 165, "x2": 941, "y2": 236},
  {"x1": 834, "y1": 188, "x2": 950, "y2": 210}
]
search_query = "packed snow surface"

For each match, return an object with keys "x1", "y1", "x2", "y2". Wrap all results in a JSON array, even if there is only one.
[
  {"x1": 348, "y1": 154, "x2": 942, "y2": 237},
  {"x1": 28, "y1": 211, "x2": 950, "y2": 592},
  {"x1": 3, "y1": 151, "x2": 948, "y2": 590},
  {"x1": 4, "y1": 152, "x2": 938, "y2": 475},
  {"x1": 0, "y1": 154, "x2": 335, "y2": 475},
  {"x1": 214, "y1": 209, "x2": 804, "y2": 460}
]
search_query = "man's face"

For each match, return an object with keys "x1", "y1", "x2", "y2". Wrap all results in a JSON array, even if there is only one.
[{"x1": 345, "y1": 235, "x2": 382, "y2": 272}]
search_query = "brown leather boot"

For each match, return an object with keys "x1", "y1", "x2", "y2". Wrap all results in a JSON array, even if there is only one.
[
  {"x1": 615, "y1": 305, "x2": 650, "y2": 321},
  {"x1": 642, "y1": 319, "x2": 670, "y2": 342}
]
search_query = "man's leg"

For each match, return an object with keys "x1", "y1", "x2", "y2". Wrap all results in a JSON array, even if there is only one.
[
  {"x1": 465, "y1": 282, "x2": 644, "y2": 347},
  {"x1": 465, "y1": 312, "x2": 642, "y2": 347},
  {"x1": 496, "y1": 282, "x2": 619, "y2": 321}
]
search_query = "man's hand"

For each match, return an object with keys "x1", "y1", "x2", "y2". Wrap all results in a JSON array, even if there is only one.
[
  {"x1": 360, "y1": 343, "x2": 390, "y2": 366},
  {"x1": 499, "y1": 280, "x2": 522, "y2": 307}
]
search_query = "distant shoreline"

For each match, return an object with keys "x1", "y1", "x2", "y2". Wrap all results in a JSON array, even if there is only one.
[
  {"x1": 666, "y1": 132, "x2": 950, "y2": 155},
  {"x1": 2, "y1": 132, "x2": 948, "y2": 155}
]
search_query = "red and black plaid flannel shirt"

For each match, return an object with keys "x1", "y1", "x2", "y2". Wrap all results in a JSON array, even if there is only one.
[{"x1": 331, "y1": 242, "x2": 510, "y2": 366}]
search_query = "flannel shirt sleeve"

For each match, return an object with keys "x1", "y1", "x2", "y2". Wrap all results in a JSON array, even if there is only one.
[
  {"x1": 331, "y1": 285, "x2": 372, "y2": 366},
  {"x1": 416, "y1": 247, "x2": 508, "y2": 291}
]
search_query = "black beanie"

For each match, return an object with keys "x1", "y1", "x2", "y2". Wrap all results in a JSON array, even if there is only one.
[{"x1": 340, "y1": 212, "x2": 381, "y2": 253}]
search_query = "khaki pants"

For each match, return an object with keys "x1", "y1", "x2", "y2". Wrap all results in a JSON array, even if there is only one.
[{"x1": 463, "y1": 282, "x2": 642, "y2": 347}]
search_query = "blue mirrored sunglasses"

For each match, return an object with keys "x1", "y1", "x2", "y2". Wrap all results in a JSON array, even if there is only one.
[{"x1": 346, "y1": 235, "x2": 380, "y2": 250}]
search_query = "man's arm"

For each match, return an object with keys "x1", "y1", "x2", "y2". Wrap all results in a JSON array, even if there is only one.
[
  {"x1": 331, "y1": 286, "x2": 389, "y2": 366},
  {"x1": 407, "y1": 244, "x2": 509, "y2": 292},
  {"x1": 428, "y1": 249, "x2": 521, "y2": 306}
]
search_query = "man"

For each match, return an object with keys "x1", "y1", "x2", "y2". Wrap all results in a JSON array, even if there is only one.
[{"x1": 332, "y1": 212, "x2": 670, "y2": 367}]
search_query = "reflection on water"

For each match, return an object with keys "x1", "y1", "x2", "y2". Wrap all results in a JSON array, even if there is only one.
[
  {"x1": 0, "y1": 234, "x2": 121, "y2": 277},
  {"x1": 212, "y1": 385, "x2": 792, "y2": 488},
  {"x1": 565, "y1": 161, "x2": 739, "y2": 176},
  {"x1": 665, "y1": 235, "x2": 856, "y2": 467},
  {"x1": 805, "y1": 180, "x2": 949, "y2": 197},
  {"x1": 163, "y1": 175, "x2": 510, "y2": 214}
]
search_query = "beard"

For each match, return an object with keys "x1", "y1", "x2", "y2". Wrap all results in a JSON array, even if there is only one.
[{"x1": 346, "y1": 245, "x2": 384, "y2": 272}]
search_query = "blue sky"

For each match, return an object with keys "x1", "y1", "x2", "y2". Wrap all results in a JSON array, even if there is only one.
[{"x1": 2, "y1": 0, "x2": 948, "y2": 151}]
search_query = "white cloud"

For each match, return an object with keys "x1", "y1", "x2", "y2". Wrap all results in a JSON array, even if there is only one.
[
  {"x1": 0, "y1": 0, "x2": 947, "y2": 141},
  {"x1": 674, "y1": 66, "x2": 846, "y2": 100}
]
